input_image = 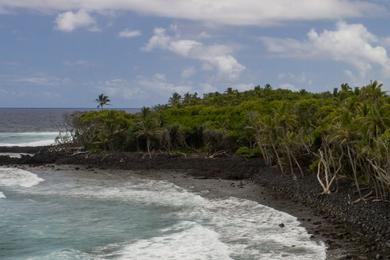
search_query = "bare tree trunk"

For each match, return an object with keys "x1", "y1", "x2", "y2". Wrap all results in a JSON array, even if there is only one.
[
  {"x1": 292, "y1": 153, "x2": 304, "y2": 177},
  {"x1": 317, "y1": 149, "x2": 338, "y2": 194},
  {"x1": 146, "y1": 137, "x2": 152, "y2": 159},
  {"x1": 271, "y1": 143, "x2": 284, "y2": 174},
  {"x1": 284, "y1": 144, "x2": 295, "y2": 176},
  {"x1": 347, "y1": 146, "x2": 362, "y2": 198}
]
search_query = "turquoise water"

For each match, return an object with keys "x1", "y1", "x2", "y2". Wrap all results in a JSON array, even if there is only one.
[{"x1": 0, "y1": 167, "x2": 327, "y2": 259}]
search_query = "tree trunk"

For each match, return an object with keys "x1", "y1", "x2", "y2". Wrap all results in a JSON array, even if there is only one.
[{"x1": 146, "y1": 137, "x2": 152, "y2": 159}]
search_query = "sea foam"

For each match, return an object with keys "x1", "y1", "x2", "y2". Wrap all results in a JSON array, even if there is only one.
[
  {"x1": 27, "y1": 174, "x2": 326, "y2": 259},
  {"x1": 113, "y1": 221, "x2": 232, "y2": 260},
  {"x1": 0, "y1": 153, "x2": 33, "y2": 158},
  {"x1": 0, "y1": 140, "x2": 54, "y2": 147},
  {"x1": 0, "y1": 167, "x2": 44, "y2": 188},
  {"x1": 0, "y1": 132, "x2": 58, "y2": 147}
]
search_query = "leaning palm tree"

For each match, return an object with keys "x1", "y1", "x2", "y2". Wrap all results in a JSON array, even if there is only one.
[{"x1": 96, "y1": 94, "x2": 110, "y2": 109}]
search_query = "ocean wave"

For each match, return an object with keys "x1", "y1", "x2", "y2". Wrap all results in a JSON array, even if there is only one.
[
  {"x1": 27, "y1": 249, "x2": 98, "y2": 260},
  {"x1": 0, "y1": 153, "x2": 33, "y2": 158},
  {"x1": 0, "y1": 191, "x2": 6, "y2": 199},
  {"x1": 0, "y1": 132, "x2": 58, "y2": 147},
  {"x1": 26, "y1": 175, "x2": 326, "y2": 259},
  {"x1": 0, "y1": 139, "x2": 56, "y2": 147},
  {"x1": 0, "y1": 132, "x2": 59, "y2": 136},
  {"x1": 0, "y1": 167, "x2": 45, "y2": 188},
  {"x1": 109, "y1": 221, "x2": 232, "y2": 260}
]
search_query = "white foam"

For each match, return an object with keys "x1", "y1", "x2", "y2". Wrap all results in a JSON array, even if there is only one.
[
  {"x1": 28, "y1": 175, "x2": 326, "y2": 259},
  {"x1": 0, "y1": 153, "x2": 33, "y2": 158},
  {"x1": 0, "y1": 167, "x2": 44, "y2": 188},
  {"x1": 104, "y1": 221, "x2": 232, "y2": 260},
  {"x1": 0, "y1": 132, "x2": 58, "y2": 136},
  {"x1": 26, "y1": 249, "x2": 98, "y2": 260},
  {"x1": 0, "y1": 191, "x2": 6, "y2": 199},
  {"x1": 0, "y1": 132, "x2": 58, "y2": 147},
  {"x1": 0, "y1": 139, "x2": 55, "y2": 147}
]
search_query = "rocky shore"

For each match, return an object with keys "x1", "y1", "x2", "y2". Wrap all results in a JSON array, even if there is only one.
[{"x1": 1, "y1": 148, "x2": 390, "y2": 259}]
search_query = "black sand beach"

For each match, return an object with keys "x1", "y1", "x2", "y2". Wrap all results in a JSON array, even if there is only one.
[{"x1": 3, "y1": 149, "x2": 389, "y2": 259}]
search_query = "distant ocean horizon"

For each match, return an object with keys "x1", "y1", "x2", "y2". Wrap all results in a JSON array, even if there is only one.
[{"x1": 0, "y1": 108, "x2": 139, "y2": 146}]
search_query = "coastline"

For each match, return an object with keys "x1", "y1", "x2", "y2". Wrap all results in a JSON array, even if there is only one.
[{"x1": 2, "y1": 149, "x2": 390, "y2": 259}]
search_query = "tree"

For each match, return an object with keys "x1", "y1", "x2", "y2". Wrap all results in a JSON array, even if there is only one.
[
  {"x1": 134, "y1": 107, "x2": 163, "y2": 158},
  {"x1": 70, "y1": 81, "x2": 390, "y2": 199},
  {"x1": 96, "y1": 94, "x2": 110, "y2": 109},
  {"x1": 169, "y1": 92, "x2": 182, "y2": 107},
  {"x1": 360, "y1": 80, "x2": 385, "y2": 103}
]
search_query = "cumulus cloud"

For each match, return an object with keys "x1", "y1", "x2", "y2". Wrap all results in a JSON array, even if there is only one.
[
  {"x1": 118, "y1": 29, "x2": 141, "y2": 38},
  {"x1": 144, "y1": 28, "x2": 245, "y2": 79},
  {"x1": 55, "y1": 10, "x2": 97, "y2": 32},
  {"x1": 100, "y1": 74, "x2": 193, "y2": 103},
  {"x1": 261, "y1": 22, "x2": 390, "y2": 77},
  {"x1": 277, "y1": 72, "x2": 313, "y2": 88},
  {"x1": 181, "y1": 67, "x2": 196, "y2": 78},
  {"x1": 102, "y1": 79, "x2": 141, "y2": 100},
  {"x1": 0, "y1": 1, "x2": 383, "y2": 26},
  {"x1": 0, "y1": 73, "x2": 70, "y2": 87},
  {"x1": 136, "y1": 73, "x2": 193, "y2": 95}
]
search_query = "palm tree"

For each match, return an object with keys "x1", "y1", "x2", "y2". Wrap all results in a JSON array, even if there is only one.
[
  {"x1": 360, "y1": 80, "x2": 385, "y2": 104},
  {"x1": 169, "y1": 92, "x2": 182, "y2": 107},
  {"x1": 96, "y1": 94, "x2": 110, "y2": 109},
  {"x1": 134, "y1": 107, "x2": 163, "y2": 158}
]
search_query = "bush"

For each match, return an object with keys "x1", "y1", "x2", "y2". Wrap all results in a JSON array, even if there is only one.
[{"x1": 235, "y1": 146, "x2": 261, "y2": 158}]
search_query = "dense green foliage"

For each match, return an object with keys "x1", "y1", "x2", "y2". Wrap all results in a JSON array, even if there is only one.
[{"x1": 69, "y1": 81, "x2": 390, "y2": 198}]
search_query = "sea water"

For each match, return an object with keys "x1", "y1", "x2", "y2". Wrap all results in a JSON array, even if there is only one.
[{"x1": 0, "y1": 167, "x2": 327, "y2": 260}]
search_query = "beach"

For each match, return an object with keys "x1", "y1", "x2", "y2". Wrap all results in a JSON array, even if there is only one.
[{"x1": 3, "y1": 158, "x2": 388, "y2": 259}]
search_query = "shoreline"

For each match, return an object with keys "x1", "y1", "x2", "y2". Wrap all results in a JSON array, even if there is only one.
[{"x1": 2, "y1": 149, "x2": 390, "y2": 259}]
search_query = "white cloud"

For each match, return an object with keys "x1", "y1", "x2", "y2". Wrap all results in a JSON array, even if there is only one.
[
  {"x1": 118, "y1": 29, "x2": 141, "y2": 38},
  {"x1": 100, "y1": 74, "x2": 193, "y2": 103},
  {"x1": 261, "y1": 22, "x2": 390, "y2": 77},
  {"x1": 55, "y1": 10, "x2": 97, "y2": 32},
  {"x1": 234, "y1": 83, "x2": 255, "y2": 91},
  {"x1": 136, "y1": 73, "x2": 193, "y2": 95},
  {"x1": 144, "y1": 28, "x2": 245, "y2": 79},
  {"x1": 102, "y1": 79, "x2": 141, "y2": 99},
  {"x1": 181, "y1": 67, "x2": 196, "y2": 78},
  {"x1": 0, "y1": 74, "x2": 69, "y2": 87},
  {"x1": 199, "y1": 83, "x2": 217, "y2": 93},
  {"x1": 63, "y1": 59, "x2": 91, "y2": 67},
  {"x1": 383, "y1": 37, "x2": 390, "y2": 47},
  {"x1": 0, "y1": 1, "x2": 384, "y2": 26},
  {"x1": 278, "y1": 72, "x2": 313, "y2": 87}
]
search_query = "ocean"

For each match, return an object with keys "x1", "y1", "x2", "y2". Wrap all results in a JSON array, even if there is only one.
[{"x1": 0, "y1": 108, "x2": 327, "y2": 259}]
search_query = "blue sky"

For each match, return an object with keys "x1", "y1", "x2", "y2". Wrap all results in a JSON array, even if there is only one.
[{"x1": 0, "y1": 0, "x2": 390, "y2": 108}]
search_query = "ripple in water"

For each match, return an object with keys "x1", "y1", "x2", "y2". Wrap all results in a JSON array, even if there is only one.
[{"x1": 0, "y1": 168, "x2": 326, "y2": 260}]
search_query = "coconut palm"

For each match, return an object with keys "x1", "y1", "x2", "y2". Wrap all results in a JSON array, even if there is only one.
[
  {"x1": 360, "y1": 80, "x2": 385, "y2": 104},
  {"x1": 168, "y1": 92, "x2": 182, "y2": 107},
  {"x1": 96, "y1": 94, "x2": 110, "y2": 109},
  {"x1": 134, "y1": 107, "x2": 163, "y2": 158}
]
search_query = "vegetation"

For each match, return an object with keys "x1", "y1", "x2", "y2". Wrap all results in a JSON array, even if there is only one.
[{"x1": 68, "y1": 81, "x2": 390, "y2": 199}]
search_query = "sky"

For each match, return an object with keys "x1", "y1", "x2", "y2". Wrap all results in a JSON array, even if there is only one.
[{"x1": 0, "y1": 0, "x2": 390, "y2": 108}]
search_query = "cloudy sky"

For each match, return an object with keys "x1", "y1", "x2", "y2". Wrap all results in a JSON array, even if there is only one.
[{"x1": 1, "y1": 0, "x2": 390, "y2": 107}]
